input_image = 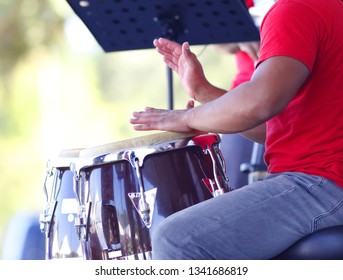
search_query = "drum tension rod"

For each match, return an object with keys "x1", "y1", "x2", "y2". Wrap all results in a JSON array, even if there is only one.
[
  {"x1": 205, "y1": 146, "x2": 226, "y2": 197},
  {"x1": 39, "y1": 161, "x2": 57, "y2": 237},
  {"x1": 133, "y1": 157, "x2": 151, "y2": 226},
  {"x1": 72, "y1": 167, "x2": 91, "y2": 241}
]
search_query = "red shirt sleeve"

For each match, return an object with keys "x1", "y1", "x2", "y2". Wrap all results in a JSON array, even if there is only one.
[{"x1": 257, "y1": 1, "x2": 321, "y2": 73}]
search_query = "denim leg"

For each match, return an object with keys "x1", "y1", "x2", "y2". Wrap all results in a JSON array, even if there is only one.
[{"x1": 151, "y1": 172, "x2": 343, "y2": 260}]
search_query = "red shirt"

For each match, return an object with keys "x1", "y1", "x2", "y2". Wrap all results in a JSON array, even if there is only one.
[
  {"x1": 257, "y1": 0, "x2": 343, "y2": 187},
  {"x1": 231, "y1": 52, "x2": 255, "y2": 88},
  {"x1": 245, "y1": 0, "x2": 254, "y2": 7}
]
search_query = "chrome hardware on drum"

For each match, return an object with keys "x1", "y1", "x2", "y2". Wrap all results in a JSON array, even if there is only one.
[
  {"x1": 71, "y1": 132, "x2": 231, "y2": 260},
  {"x1": 40, "y1": 148, "x2": 83, "y2": 259}
]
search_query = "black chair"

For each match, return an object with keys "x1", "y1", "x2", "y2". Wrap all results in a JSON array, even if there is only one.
[{"x1": 274, "y1": 225, "x2": 343, "y2": 260}]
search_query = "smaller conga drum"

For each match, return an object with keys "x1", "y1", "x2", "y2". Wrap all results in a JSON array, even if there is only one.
[
  {"x1": 40, "y1": 148, "x2": 83, "y2": 259},
  {"x1": 72, "y1": 132, "x2": 231, "y2": 260}
]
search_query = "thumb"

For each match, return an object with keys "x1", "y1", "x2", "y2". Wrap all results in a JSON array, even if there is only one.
[
  {"x1": 186, "y1": 99, "x2": 195, "y2": 109},
  {"x1": 182, "y1": 42, "x2": 191, "y2": 55}
]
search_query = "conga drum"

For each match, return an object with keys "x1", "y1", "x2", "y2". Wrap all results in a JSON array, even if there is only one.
[
  {"x1": 40, "y1": 148, "x2": 83, "y2": 259},
  {"x1": 72, "y1": 132, "x2": 231, "y2": 260}
]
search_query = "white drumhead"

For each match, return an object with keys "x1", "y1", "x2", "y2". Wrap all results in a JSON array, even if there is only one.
[{"x1": 79, "y1": 131, "x2": 204, "y2": 158}]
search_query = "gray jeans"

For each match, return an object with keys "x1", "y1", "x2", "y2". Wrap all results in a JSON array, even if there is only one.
[{"x1": 151, "y1": 172, "x2": 343, "y2": 259}]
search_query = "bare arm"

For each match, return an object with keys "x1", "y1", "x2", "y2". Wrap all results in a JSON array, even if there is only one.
[
  {"x1": 183, "y1": 56, "x2": 309, "y2": 132},
  {"x1": 153, "y1": 38, "x2": 260, "y2": 104},
  {"x1": 130, "y1": 55, "x2": 309, "y2": 139}
]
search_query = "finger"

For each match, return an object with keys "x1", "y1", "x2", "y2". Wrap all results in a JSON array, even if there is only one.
[
  {"x1": 182, "y1": 41, "x2": 190, "y2": 50},
  {"x1": 155, "y1": 49, "x2": 180, "y2": 71},
  {"x1": 240, "y1": 42, "x2": 260, "y2": 61},
  {"x1": 186, "y1": 99, "x2": 195, "y2": 109},
  {"x1": 181, "y1": 42, "x2": 200, "y2": 66},
  {"x1": 182, "y1": 42, "x2": 191, "y2": 57},
  {"x1": 130, "y1": 107, "x2": 168, "y2": 125},
  {"x1": 248, "y1": 50, "x2": 259, "y2": 61},
  {"x1": 163, "y1": 59, "x2": 178, "y2": 72},
  {"x1": 132, "y1": 123, "x2": 157, "y2": 131},
  {"x1": 160, "y1": 38, "x2": 182, "y2": 55},
  {"x1": 249, "y1": 44, "x2": 260, "y2": 61},
  {"x1": 144, "y1": 107, "x2": 169, "y2": 113},
  {"x1": 154, "y1": 38, "x2": 182, "y2": 56},
  {"x1": 153, "y1": 38, "x2": 159, "y2": 47},
  {"x1": 130, "y1": 113, "x2": 166, "y2": 131},
  {"x1": 130, "y1": 114, "x2": 158, "y2": 126}
]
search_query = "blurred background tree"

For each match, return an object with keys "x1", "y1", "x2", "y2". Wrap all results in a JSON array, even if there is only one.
[{"x1": 0, "y1": 0, "x2": 237, "y2": 257}]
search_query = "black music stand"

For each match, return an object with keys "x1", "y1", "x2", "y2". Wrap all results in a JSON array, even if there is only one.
[{"x1": 66, "y1": 0, "x2": 259, "y2": 109}]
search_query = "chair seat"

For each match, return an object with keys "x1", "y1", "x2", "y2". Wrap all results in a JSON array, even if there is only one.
[{"x1": 273, "y1": 225, "x2": 343, "y2": 260}]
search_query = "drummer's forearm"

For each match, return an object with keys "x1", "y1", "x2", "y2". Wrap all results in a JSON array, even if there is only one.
[
  {"x1": 185, "y1": 84, "x2": 269, "y2": 135},
  {"x1": 192, "y1": 83, "x2": 227, "y2": 104}
]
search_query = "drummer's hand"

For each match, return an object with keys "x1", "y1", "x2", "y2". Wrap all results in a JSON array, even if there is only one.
[
  {"x1": 153, "y1": 38, "x2": 209, "y2": 102},
  {"x1": 186, "y1": 99, "x2": 195, "y2": 109},
  {"x1": 213, "y1": 41, "x2": 260, "y2": 61},
  {"x1": 130, "y1": 107, "x2": 194, "y2": 132},
  {"x1": 238, "y1": 41, "x2": 260, "y2": 61}
]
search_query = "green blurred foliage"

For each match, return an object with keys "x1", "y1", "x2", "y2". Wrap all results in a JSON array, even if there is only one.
[
  {"x1": 0, "y1": 0, "x2": 65, "y2": 253},
  {"x1": 0, "y1": 0, "x2": 237, "y2": 257}
]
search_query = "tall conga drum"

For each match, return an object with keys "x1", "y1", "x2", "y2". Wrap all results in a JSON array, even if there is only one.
[
  {"x1": 40, "y1": 148, "x2": 83, "y2": 259},
  {"x1": 72, "y1": 132, "x2": 231, "y2": 260}
]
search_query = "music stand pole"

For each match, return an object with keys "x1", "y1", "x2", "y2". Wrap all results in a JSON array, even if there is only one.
[{"x1": 167, "y1": 67, "x2": 174, "y2": 110}]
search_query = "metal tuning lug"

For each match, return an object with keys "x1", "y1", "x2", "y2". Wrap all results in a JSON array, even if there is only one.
[
  {"x1": 202, "y1": 178, "x2": 224, "y2": 197},
  {"x1": 204, "y1": 146, "x2": 228, "y2": 196},
  {"x1": 39, "y1": 161, "x2": 56, "y2": 236},
  {"x1": 74, "y1": 202, "x2": 91, "y2": 241},
  {"x1": 39, "y1": 201, "x2": 57, "y2": 237},
  {"x1": 128, "y1": 157, "x2": 157, "y2": 228}
]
